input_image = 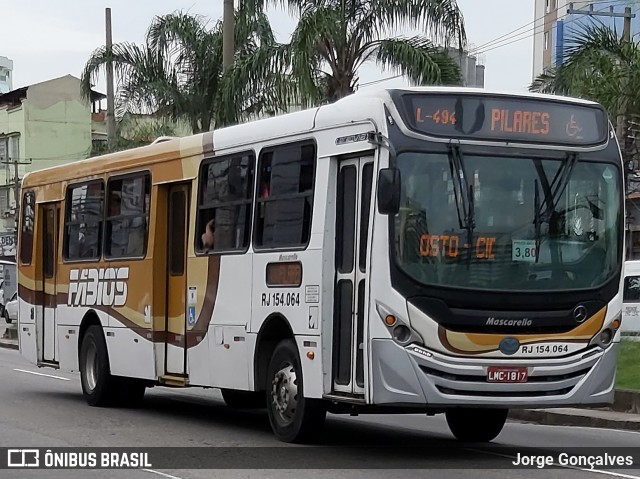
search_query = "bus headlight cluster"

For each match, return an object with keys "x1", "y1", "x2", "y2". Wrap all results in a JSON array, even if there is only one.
[
  {"x1": 376, "y1": 302, "x2": 424, "y2": 346},
  {"x1": 589, "y1": 312, "x2": 621, "y2": 348}
]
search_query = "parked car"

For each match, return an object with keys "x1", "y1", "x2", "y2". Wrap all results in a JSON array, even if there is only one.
[
  {"x1": 622, "y1": 260, "x2": 640, "y2": 336},
  {"x1": 4, "y1": 292, "x2": 17, "y2": 324}
]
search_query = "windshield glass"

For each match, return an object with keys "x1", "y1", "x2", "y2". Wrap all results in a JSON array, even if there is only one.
[{"x1": 394, "y1": 152, "x2": 621, "y2": 291}]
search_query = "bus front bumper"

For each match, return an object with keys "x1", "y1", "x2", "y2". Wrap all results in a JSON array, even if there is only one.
[{"x1": 370, "y1": 339, "x2": 618, "y2": 408}]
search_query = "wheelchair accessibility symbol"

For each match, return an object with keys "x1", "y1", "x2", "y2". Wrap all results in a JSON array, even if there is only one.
[
  {"x1": 566, "y1": 114, "x2": 583, "y2": 137},
  {"x1": 188, "y1": 306, "x2": 196, "y2": 326}
]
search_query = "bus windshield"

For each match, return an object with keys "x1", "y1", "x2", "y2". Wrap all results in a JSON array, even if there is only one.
[{"x1": 394, "y1": 151, "x2": 622, "y2": 291}]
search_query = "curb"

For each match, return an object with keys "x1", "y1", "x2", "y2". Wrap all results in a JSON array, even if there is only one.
[{"x1": 509, "y1": 409, "x2": 640, "y2": 431}]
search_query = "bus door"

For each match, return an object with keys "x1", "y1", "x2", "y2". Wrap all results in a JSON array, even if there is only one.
[
  {"x1": 333, "y1": 156, "x2": 374, "y2": 395},
  {"x1": 164, "y1": 183, "x2": 190, "y2": 376},
  {"x1": 39, "y1": 202, "x2": 60, "y2": 363}
]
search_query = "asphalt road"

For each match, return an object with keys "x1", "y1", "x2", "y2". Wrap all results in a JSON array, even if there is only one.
[{"x1": 1, "y1": 347, "x2": 640, "y2": 479}]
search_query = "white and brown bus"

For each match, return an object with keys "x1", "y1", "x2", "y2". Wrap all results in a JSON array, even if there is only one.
[{"x1": 17, "y1": 87, "x2": 625, "y2": 443}]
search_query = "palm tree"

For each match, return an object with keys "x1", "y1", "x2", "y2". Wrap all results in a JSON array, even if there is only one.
[
  {"x1": 81, "y1": 6, "x2": 291, "y2": 133},
  {"x1": 261, "y1": 0, "x2": 467, "y2": 105},
  {"x1": 530, "y1": 24, "x2": 640, "y2": 127}
]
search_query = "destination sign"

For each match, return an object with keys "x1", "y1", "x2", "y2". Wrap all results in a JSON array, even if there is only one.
[
  {"x1": 419, "y1": 234, "x2": 497, "y2": 260},
  {"x1": 400, "y1": 93, "x2": 607, "y2": 145}
]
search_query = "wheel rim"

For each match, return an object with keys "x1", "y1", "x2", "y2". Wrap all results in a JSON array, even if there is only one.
[
  {"x1": 84, "y1": 341, "x2": 98, "y2": 392},
  {"x1": 270, "y1": 362, "x2": 298, "y2": 426}
]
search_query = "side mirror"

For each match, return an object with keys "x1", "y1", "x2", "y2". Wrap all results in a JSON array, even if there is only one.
[{"x1": 377, "y1": 168, "x2": 401, "y2": 215}]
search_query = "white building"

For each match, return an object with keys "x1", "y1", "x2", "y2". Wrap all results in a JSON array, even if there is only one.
[{"x1": 0, "y1": 57, "x2": 12, "y2": 94}]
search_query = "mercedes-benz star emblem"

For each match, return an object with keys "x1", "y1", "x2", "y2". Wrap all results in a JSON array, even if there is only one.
[{"x1": 573, "y1": 305, "x2": 588, "y2": 323}]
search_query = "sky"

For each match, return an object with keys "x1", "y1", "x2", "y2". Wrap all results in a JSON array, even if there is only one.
[{"x1": 0, "y1": 0, "x2": 536, "y2": 95}]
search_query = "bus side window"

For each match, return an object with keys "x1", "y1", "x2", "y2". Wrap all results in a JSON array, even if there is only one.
[
  {"x1": 63, "y1": 182, "x2": 104, "y2": 261},
  {"x1": 254, "y1": 142, "x2": 316, "y2": 249},
  {"x1": 104, "y1": 174, "x2": 150, "y2": 259},
  {"x1": 20, "y1": 191, "x2": 35, "y2": 265},
  {"x1": 196, "y1": 152, "x2": 255, "y2": 253}
]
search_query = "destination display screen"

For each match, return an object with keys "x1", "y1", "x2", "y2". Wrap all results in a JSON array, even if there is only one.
[{"x1": 400, "y1": 93, "x2": 608, "y2": 145}]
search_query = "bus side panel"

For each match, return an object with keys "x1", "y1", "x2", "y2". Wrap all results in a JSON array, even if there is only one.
[
  {"x1": 105, "y1": 325, "x2": 156, "y2": 380},
  {"x1": 105, "y1": 258, "x2": 157, "y2": 381},
  {"x1": 206, "y1": 256, "x2": 252, "y2": 389},
  {"x1": 57, "y1": 323, "x2": 80, "y2": 371}
]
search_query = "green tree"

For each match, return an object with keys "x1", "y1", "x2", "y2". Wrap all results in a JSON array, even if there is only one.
[
  {"x1": 91, "y1": 114, "x2": 181, "y2": 156},
  {"x1": 81, "y1": 6, "x2": 291, "y2": 133},
  {"x1": 261, "y1": 0, "x2": 467, "y2": 105}
]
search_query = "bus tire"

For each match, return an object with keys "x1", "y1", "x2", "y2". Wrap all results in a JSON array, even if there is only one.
[
  {"x1": 221, "y1": 389, "x2": 265, "y2": 409},
  {"x1": 266, "y1": 339, "x2": 326, "y2": 443},
  {"x1": 79, "y1": 325, "x2": 116, "y2": 407},
  {"x1": 445, "y1": 408, "x2": 508, "y2": 442}
]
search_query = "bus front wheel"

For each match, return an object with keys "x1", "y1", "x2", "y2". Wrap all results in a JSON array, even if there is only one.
[
  {"x1": 79, "y1": 325, "x2": 116, "y2": 407},
  {"x1": 445, "y1": 407, "x2": 508, "y2": 442},
  {"x1": 266, "y1": 339, "x2": 326, "y2": 443}
]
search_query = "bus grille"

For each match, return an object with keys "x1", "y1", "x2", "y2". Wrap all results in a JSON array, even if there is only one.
[{"x1": 418, "y1": 364, "x2": 592, "y2": 398}]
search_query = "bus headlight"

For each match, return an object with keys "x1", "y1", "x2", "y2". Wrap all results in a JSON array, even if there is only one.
[
  {"x1": 599, "y1": 329, "x2": 613, "y2": 345},
  {"x1": 589, "y1": 312, "x2": 621, "y2": 349},
  {"x1": 376, "y1": 302, "x2": 424, "y2": 346},
  {"x1": 392, "y1": 325, "x2": 412, "y2": 344}
]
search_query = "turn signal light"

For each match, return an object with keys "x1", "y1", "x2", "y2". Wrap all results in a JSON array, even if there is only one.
[
  {"x1": 306, "y1": 351, "x2": 315, "y2": 360},
  {"x1": 385, "y1": 315, "x2": 397, "y2": 326},
  {"x1": 613, "y1": 319, "x2": 621, "y2": 330}
]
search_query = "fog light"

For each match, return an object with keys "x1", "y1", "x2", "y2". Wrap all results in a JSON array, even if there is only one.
[
  {"x1": 600, "y1": 329, "x2": 613, "y2": 345},
  {"x1": 392, "y1": 325, "x2": 411, "y2": 343}
]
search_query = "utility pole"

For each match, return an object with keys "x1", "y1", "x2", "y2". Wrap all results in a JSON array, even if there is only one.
[
  {"x1": 223, "y1": 0, "x2": 235, "y2": 72},
  {"x1": 105, "y1": 8, "x2": 116, "y2": 144}
]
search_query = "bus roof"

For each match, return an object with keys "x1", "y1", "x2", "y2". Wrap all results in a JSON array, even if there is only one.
[{"x1": 21, "y1": 86, "x2": 601, "y2": 189}]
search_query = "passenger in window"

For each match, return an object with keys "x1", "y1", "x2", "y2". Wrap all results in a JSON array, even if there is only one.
[
  {"x1": 260, "y1": 178, "x2": 270, "y2": 198},
  {"x1": 201, "y1": 218, "x2": 215, "y2": 252}
]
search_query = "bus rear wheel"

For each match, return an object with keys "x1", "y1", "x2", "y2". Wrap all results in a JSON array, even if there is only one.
[
  {"x1": 445, "y1": 408, "x2": 508, "y2": 442},
  {"x1": 266, "y1": 339, "x2": 326, "y2": 443},
  {"x1": 79, "y1": 325, "x2": 116, "y2": 407}
]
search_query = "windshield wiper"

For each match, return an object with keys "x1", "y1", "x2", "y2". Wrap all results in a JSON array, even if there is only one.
[
  {"x1": 447, "y1": 143, "x2": 475, "y2": 266},
  {"x1": 532, "y1": 152, "x2": 579, "y2": 265},
  {"x1": 534, "y1": 152, "x2": 579, "y2": 224}
]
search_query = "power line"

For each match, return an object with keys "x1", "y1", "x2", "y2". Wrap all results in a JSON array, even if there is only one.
[
  {"x1": 356, "y1": 1, "x2": 635, "y2": 90},
  {"x1": 473, "y1": 0, "x2": 632, "y2": 56},
  {"x1": 470, "y1": 0, "x2": 629, "y2": 54},
  {"x1": 359, "y1": 74, "x2": 403, "y2": 88}
]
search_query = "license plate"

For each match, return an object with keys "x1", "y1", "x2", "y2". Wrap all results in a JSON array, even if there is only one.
[{"x1": 487, "y1": 366, "x2": 528, "y2": 383}]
